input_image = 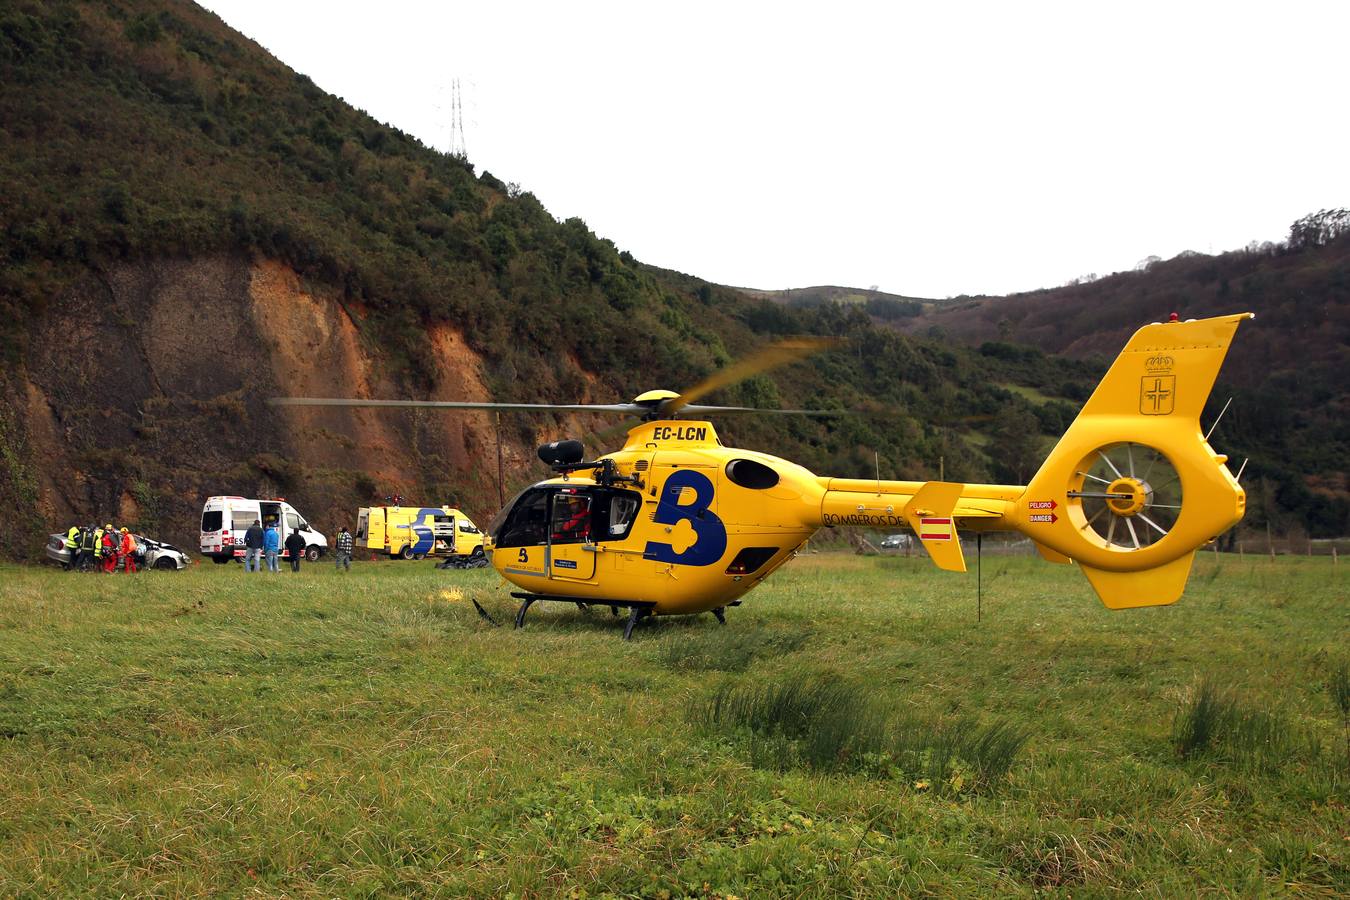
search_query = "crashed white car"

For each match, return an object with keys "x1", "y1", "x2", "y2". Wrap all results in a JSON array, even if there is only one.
[{"x1": 46, "y1": 533, "x2": 190, "y2": 571}]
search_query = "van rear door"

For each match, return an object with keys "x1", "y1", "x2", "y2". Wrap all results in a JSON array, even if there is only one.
[
  {"x1": 228, "y1": 501, "x2": 261, "y2": 557},
  {"x1": 283, "y1": 510, "x2": 304, "y2": 556},
  {"x1": 200, "y1": 498, "x2": 230, "y2": 555}
]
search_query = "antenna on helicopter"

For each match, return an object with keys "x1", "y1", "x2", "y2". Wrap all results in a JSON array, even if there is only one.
[{"x1": 1204, "y1": 396, "x2": 1233, "y2": 442}]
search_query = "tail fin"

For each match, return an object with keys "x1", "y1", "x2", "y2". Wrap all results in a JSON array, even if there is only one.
[
  {"x1": 904, "y1": 481, "x2": 966, "y2": 572},
  {"x1": 1014, "y1": 313, "x2": 1252, "y2": 609}
]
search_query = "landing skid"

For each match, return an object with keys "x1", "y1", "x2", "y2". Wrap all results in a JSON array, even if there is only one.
[{"x1": 510, "y1": 592, "x2": 657, "y2": 640}]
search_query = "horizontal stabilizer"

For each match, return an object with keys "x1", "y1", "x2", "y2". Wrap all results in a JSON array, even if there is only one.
[
  {"x1": 904, "y1": 481, "x2": 966, "y2": 573},
  {"x1": 1080, "y1": 552, "x2": 1196, "y2": 609}
]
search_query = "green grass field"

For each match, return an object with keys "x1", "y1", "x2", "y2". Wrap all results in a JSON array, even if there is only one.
[{"x1": 0, "y1": 553, "x2": 1345, "y2": 896}]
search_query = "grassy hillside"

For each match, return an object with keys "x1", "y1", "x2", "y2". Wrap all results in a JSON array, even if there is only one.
[
  {"x1": 887, "y1": 222, "x2": 1350, "y2": 539},
  {"x1": 0, "y1": 555, "x2": 1344, "y2": 894},
  {"x1": 0, "y1": 0, "x2": 1108, "y2": 556},
  {"x1": 735, "y1": 285, "x2": 934, "y2": 323}
]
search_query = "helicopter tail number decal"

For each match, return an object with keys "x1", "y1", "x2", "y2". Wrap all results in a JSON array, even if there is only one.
[{"x1": 1014, "y1": 313, "x2": 1253, "y2": 609}]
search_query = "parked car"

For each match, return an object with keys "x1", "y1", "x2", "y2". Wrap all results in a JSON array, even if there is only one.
[
  {"x1": 46, "y1": 532, "x2": 190, "y2": 571},
  {"x1": 880, "y1": 533, "x2": 912, "y2": 550}
]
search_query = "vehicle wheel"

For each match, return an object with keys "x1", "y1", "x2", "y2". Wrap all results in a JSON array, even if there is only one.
[
  {"x1": 414, "y1": 552, "x2": 426, "y2": 560},
  {"x1": 212, "y1": 556, "x2": 231, "y2": 565},
  {"x1": 470, "y1": 546, "x2": 485, "y2": 560},
  {"x1": 155, "y1": 557, "x2": 176, "y2": 571},
  {"x1": 305, "y1": 545, "x2": 321, "y2": 562},
  {"x1": 400, "y1": 546, "x2": 415, "y2": 560}
]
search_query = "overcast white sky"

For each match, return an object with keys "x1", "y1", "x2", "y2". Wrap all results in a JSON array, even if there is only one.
[{"x1": 199, "y1": 1, "x2": 1348, "y2": 298}]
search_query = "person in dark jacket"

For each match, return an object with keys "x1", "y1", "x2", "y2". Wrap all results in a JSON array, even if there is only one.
[
  {"x1": 284, "y1": 529, "x2": 306, "y2": 572},
  {"x1": 243, "y1": 519, "x2": 264, "y2": 573},
  {"x1": 76, "y1": 525, "x2": 97, "y2": 571}
]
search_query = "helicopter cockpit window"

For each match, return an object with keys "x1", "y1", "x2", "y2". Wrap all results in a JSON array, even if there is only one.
[
  {"x1": 550, "y1": 493, "x2": 593, "y2": 544},
  {"x1": 607, "y1": 494, "x2": 640, "y2": 537},
  {"x1": 494, "y1": 488, "x2": 550, "y2": 548},
  {"x1": 725, "y1": 458, "x2": 780, "y2": 490},
  {"x1": 492, "y1": 485, "x2": 644, "y2": 547}
]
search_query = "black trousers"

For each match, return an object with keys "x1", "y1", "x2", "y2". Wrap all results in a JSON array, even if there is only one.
[{"x1": 289, "y1": 556, "x2": 301, "y2": 572}]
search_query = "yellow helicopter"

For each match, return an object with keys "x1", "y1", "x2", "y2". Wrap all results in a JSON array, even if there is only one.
[{"x1": 273, "y1": 312, "x2": 1253, "y2": 638}]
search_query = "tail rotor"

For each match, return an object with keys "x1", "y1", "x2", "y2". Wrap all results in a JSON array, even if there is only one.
[{"x1": 1068, "y1": 442, "x2": 1183, "y2": 551}]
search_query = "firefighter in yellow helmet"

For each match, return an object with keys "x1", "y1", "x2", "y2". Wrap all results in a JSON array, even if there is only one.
[{"x1": 101, "y1": 523, "x2": 118, "y2": 574}]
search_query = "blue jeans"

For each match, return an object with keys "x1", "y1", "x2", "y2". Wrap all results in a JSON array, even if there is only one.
[
  {"x1": 244, "y1": 548, "x2": 262, "y2": 572},
  {"x1": 335, "y1": 552, "x2": 351, "y2": 571},
  {"x1": 265, "y1": 550, "x2": 279, "y2": 573}
]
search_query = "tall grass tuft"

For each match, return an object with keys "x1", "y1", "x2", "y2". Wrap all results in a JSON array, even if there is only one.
[
  {"x1": 1333, "y1": 662, "x2": 1349, "y2": 765},
  {"x1": 1173, "y1": 678, "x2": 1321, "y2": 767},
  {"x1": 697, "y1": 673, "x2": 1028, "y2": 791}
]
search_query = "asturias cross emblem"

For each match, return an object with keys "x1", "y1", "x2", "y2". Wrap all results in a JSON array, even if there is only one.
[{"x1": 1140, "y1": 375, "x2": 1176, "y2": 415}]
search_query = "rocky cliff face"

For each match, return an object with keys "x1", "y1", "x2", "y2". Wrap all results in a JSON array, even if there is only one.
[{"x1": 3, "y1": 255, "x2": 541, "y2": 557}]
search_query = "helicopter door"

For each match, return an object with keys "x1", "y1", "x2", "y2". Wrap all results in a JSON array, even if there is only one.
[{"x1": 547, "y1": 490, "x2": 597, "y2": 581}]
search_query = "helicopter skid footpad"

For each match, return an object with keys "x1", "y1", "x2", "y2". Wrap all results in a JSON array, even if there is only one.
[{"x1": 509, "y1": 593, "x2": 656, "y2": 637}]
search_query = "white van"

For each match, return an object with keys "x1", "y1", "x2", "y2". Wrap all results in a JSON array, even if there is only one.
[{"x1": 199, "y1": 496, "x2": 329, "y2": 564}]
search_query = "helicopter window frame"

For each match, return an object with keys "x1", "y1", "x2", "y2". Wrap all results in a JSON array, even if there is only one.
[
  {"x1": 604, "y1": 492, "x2": 641, "y2": 540},
  {"x1": 492, "y1": 488, "x2": 552, "y2": 548},
  {"x1": 549, "y1": 487, "x2": 645, "y2": 545},
  {"x1": 578, "y1": 487, "x2": 644, "y2": 544},
  {"x1": 549, "y1": 492, "x2": 594, "y2": 545},
  {"x1": 725, "y1": 458, "x2": 780, "y2": 490},
  {"x1": 492, "y1": 485, "x2": 645, "y2": 549}
]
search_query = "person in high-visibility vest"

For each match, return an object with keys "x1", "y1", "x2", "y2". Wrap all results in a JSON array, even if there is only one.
[
  {"x1": 119, "y1": 528, "x2": 138, "y2": 574},
  {"x1": 77, "y1": 524, "x2": 98, "y2": 571},
  {"x1": 101, "y1": 524, "x2": 119, "y2": 574},
  {"x1": 64, "y1": 525, "x2": 80, "y2": 570},
  {"x1": 92, "y1": 525, "x2": 105, "y2": 565}
]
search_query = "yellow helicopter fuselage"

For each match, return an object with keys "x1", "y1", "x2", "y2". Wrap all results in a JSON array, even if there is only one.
[{"x1": 489, "y1": 419, "x2": 1025, "y2": 615}]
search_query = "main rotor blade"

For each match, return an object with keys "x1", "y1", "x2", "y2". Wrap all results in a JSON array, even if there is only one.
[
  {"x1": 269, "y1": 398, "x2": 643, "y2": 414},
  {"x1": 664, "y1": 336, "x2": 839, "y2": 415},
  {"x1": 678, "y1": 404, "x2": 846, "y2": 417}
]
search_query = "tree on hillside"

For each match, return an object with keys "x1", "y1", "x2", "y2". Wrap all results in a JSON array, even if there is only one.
[{"x1": 1288, "y1": 208, "x2": 1350, "y2": 250}]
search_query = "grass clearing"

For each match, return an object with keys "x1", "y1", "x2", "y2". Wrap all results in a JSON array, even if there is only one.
[{"x1": 0, "y1": 553, "x2": 1345, "y2": 895}]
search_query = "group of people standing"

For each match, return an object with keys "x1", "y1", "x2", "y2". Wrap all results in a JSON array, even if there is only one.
[
  {"x1": 239, "y1": 519, "x2": 298, "y2": 572},
  {"x1": 64, "y1": 524, "x2": 140, "y2": 573},
  {"x1": 238, "y1": 520, "x2": 355, "y2": 572}
]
